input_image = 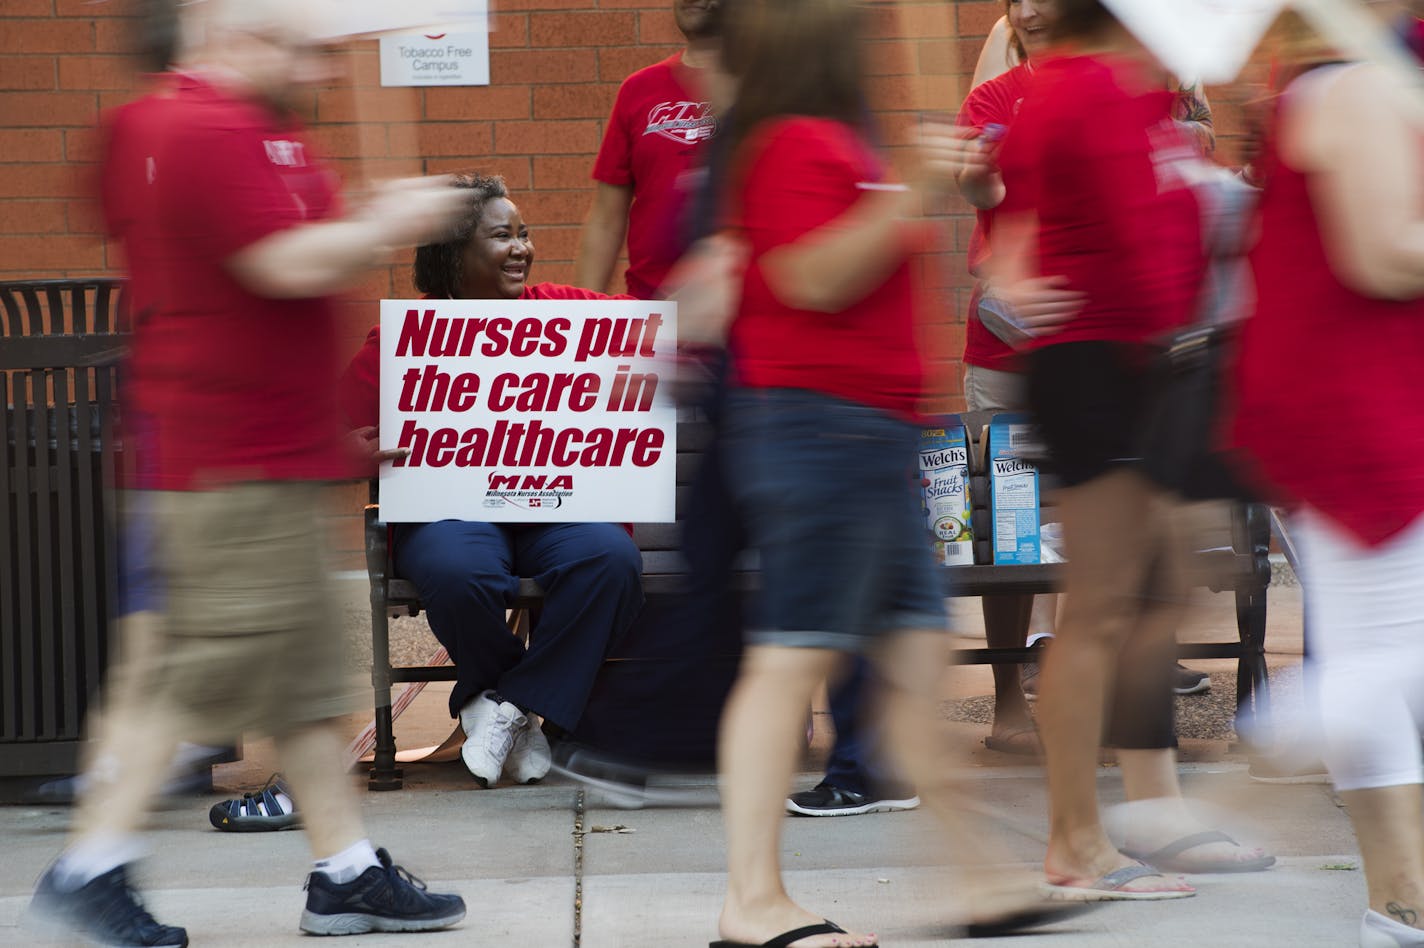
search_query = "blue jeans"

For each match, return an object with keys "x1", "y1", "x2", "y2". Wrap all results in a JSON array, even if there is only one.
[
  {"x1": 723, "y1": 388, "x2": 946, "y2": 650},
  {"x1": 823, "y1": 654, "x2": 912, "y2": 796},
  {"x1": 393, "y1": 521, "x2": 644, "y2": 731}
]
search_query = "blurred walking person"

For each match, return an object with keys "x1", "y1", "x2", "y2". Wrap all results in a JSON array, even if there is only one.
[
  {"x1": 989, "y1": 0, "x2": 1218, "y2": 900},
  {"x1": 26, "y1": 2, "x2": 473, "y2": 944},
  {"x1": 1230, "y1": 8, "x2": 1424, "y2": 946},
  {"x1": 709, "y1": 1, "x2": 1075, "y2": 944}
]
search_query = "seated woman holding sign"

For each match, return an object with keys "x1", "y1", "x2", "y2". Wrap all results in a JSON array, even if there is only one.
[{"x1": 339, "y1": 173, "x2": 644, "y2": 788}]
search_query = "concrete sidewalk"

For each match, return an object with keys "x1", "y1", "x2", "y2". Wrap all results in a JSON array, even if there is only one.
[
  {"x1": 0, "y1": 762, "x2": 1365, "y2": 947},
  {"x1": 0, "y1": 581, "x2": 1359, "y2": 946}
]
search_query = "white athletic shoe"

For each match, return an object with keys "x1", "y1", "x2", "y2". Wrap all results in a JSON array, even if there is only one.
[
  {"x1": 506, "y1": 716, "x2": 552, "y2": 784},
  {"x1": 459, "y1": 691, "x2": 526, "y2": 787}
]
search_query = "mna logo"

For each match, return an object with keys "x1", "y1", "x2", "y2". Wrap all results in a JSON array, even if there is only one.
[
  {"x1": 487, "y1": 473, "x2": 574, "y2": 491},
  {"x1": 484, "y1": 472, "x2": 575, "y2": 511},
  {"x1": 644, "y1": 101, "x2": 716, "y2": 144}
]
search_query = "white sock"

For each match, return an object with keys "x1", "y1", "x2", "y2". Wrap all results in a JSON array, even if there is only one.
[
  {"x1": 1026, "y1": 632, "x2": 1056, "y2": 648},
  {"x1": 51, "y1": 834, "x2": 146, "y2": 890},
  {"x1": 312, "y1": 839, "x2": 380, "y2": 884}
]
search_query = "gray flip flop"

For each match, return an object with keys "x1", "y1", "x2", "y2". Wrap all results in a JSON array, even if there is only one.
[
  {"x1": 1043, "y1": 863, "x2": 1195, "y2": 901},
  {"x1": 1123, "y1": 829, "x2": 1276, "y2": 874}
]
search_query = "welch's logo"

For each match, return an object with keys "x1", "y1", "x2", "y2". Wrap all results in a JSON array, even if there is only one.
[
  {"x1": 920, "y1": 447, "x2": 967, "y2": 469},
  {"x1": 993, "y1": 457, "x2": 1035, "y2": 476}
]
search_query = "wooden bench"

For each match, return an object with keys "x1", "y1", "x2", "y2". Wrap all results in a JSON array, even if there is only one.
[{"x1": 364, "y1": 410, "x2": 1272, "y2": 790}]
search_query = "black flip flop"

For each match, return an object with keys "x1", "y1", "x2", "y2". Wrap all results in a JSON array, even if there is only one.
[{"x1": 711, "y1": 919, "x2": 874, "y2": 947}]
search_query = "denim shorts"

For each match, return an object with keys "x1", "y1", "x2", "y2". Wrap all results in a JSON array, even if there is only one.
[{"x1": 722, "y1": 388, "x2": 948, "y2": 651}]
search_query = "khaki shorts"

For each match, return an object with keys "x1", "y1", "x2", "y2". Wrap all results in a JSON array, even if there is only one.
[
  {"x1": 143, "y1": 483, "x2": 353, "y2": 743},
  {"x1": 963, "y1": 363, "x2": 1027, "y2": 414}
]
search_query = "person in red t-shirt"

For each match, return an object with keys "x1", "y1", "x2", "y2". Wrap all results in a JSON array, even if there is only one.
[
  {"x1": 954, "y1": 0, "x2": 1270, "y2": 882},
  {"x1": 1230, "y1": 11, "x2": 1424, "y2": 944},
  {"x1": 989, "y1": 0, "x2": 1219, "y2": 902},
  {"x1": 575, "y1": 0, "x2": 724, "y2": 299},
  {"x1": 707, "y1": 2, "x2": 1081, "y2": 945},
  {"x1": 29, "y1": 2, "x2": 472, "y2": 944},
  {"x1": 339, "y1": 174, "x2": 644, "y2": 792}
]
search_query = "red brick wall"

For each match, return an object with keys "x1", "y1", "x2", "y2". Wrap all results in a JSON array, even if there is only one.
[{"x1": 0, "y1": 0, "x2": 1254, "y2": 563}]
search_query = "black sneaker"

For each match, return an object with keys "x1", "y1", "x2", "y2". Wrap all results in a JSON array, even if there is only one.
[
  {"x1": 785, "y1": 781, "x2": 920, "y2": 817},
  {"x1": 28, "y1": 863, "x2": 188, "y2": 947},
  {"x1": 299, "y1": 848, "x2": 466, "y2": 935},
  {"x1": 1173, "y1": 664, "x2": 1211, "y2": 695}
]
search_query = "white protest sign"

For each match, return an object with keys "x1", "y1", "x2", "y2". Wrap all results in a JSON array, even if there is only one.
[
  {"x1": 378, "y1": 299, "x2": 677, "y2": 524},
  {"x1": 1099, "y1": 0, "x2": 1287, "y2": 84},
  {"x1": 380, "y1": 27, "x2": 490, "y2": 87}
]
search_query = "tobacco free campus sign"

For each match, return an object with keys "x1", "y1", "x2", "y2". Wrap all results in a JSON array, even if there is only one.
[
  {"x1": 379, "y1": 27, "x2": 490, "y2": 87},
  {"x1": 378, "y1": 299, "x2": 677, "y2": 523}
]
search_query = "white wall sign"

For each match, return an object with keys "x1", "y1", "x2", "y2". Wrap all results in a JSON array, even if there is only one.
[
  {"x1": 379, "y1": 24, "x2": 490, "y2": 87},
  {"x1": 378, "y1": 299, "x2": 678, "y2": 524}
]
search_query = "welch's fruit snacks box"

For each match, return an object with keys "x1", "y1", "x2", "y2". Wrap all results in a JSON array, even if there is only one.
[
  {"x1": 988, "y1": 413, "x2": 1042, "y2": 565},
  {"x1": 919, "y1": 419, "x2": 973, "y2": 567}
]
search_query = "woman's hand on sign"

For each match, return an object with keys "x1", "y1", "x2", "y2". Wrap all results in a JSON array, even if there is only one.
[{"x1": 347, "y1": 425, "x2": 409, "y2": 476}]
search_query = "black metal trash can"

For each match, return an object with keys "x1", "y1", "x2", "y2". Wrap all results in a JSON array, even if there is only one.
[{"x1": 0, "y1": 279, "x2": 127, "y2": 777}]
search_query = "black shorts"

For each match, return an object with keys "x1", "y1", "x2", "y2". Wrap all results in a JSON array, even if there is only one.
[{"x1": 1026, "y1": 341, "x2": 1155, "y2": 488}]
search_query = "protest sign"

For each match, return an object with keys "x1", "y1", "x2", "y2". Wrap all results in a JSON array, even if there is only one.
[{"x1": 378, "y1": 299, "x2": 677, "y2": 524}]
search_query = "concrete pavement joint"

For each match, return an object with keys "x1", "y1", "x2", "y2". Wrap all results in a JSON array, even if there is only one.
[{"x1": 572, "y1": 788, "x2": 585, "y2": 947}]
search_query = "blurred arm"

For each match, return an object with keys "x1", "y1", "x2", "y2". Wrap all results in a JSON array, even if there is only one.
[
  {"x1": 227, "y1": 177, "x2": 471, "y2": 300},
  {"x1": 574, "y1": 183, "x2": 633, "y2": 293},
  {"x1": 1292, "y1": 64, "x2": 1424, "y2": 300},
  {"x1": 226, "y1": 219, "x2": 391, "y2": 299},
  {"x1": 955, "y1": 133, "x2": 1005, "y2": 210}
]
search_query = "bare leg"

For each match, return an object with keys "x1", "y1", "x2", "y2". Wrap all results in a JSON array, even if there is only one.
[
  {"x1": 1342, "y1": 784, "x2": 1424, "y2": 928},
  {"x1": 718, "y1": 645, "x2": 876, "y2": 948},
  {"x1": 275, "y1": 722, "x2": 366, "y2": 860},
  {"x1": 1037, "y1": 469, "x2": 1191, "y2": 893},
  {"x1": 877, "y1": 629, "x2": 1046, "y2": 921},
  {"x1": 983, "y1": 594, "x2": 1038, "y2": 752},
  {"x1": 69, "y1": 693, "x2": 180, "y2": 844},
  {"x1": 1118, "y1": 749, "x2": 1271, "y2": 869}
]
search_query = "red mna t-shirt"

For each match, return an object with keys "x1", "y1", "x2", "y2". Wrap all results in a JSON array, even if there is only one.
[
  {"x1": 996, "y1": 54, "x2": 1205, "y2": 350},
  {"x1": 592, "y1": 53, "x2": 716, "y2": 300},
  {"x1": 956, "y1": 63, "x2": 1034, "y2": 372},
  {"x1": 137, "y1": 73, "x2": 351, "y2": 489},
  {"x1": 727, "y1": 116, "x2": 927, "y2": 421}
]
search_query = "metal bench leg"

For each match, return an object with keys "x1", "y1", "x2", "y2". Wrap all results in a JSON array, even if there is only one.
[
  {"x1": 369, "y1": 594, "x2": 403, "y2": 791},
  {"x1": 1231, "y1": 503, "x2": 1273, "y2": 740}
]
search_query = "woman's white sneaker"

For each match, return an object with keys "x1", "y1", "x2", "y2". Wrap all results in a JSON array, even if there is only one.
[
  {"x1": 506, "y1": 717, "x2": 552, "y2": 784},
  {"x1": 459, "y1": 691, "x2": 526, "y2": 787}
]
